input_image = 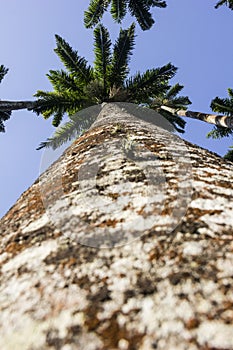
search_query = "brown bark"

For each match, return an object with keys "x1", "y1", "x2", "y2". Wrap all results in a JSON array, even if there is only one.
[{"x1": 0, "y1": 103, "x2": 233, "y2": 350}]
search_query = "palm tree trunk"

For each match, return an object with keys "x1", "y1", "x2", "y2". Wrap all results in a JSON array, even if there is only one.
[
  {"x1": 0, "y1": 100, "x2": 36, "y2": 111},
  {"x1": 161, "y1": 105, "x2": 233, "y2": 128},
  {"x1": 0, "y1": 102, "x2": 233, "y2": 349}
]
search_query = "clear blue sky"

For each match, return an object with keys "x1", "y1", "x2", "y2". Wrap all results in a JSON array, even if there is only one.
[{"x1": 0, "y1": 0, "x2": 233, "y2": 218}]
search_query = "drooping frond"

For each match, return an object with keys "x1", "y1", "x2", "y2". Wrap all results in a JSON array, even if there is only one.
[
  {"x1": 215, "y1": 0, "x2": 233, "y2": 9},
  {"x1": 128, "y1": 0, "x2": 166, "y2": 31},
  {"x1": 84, "y1": 0, "x2": 111, "y2": 28},
  {"x1": 33, "y1": 90, "x2": 90, "y2": 126},
  {"x1": 93, "y1": 24, "x2": 111, "y2": 93},
  {"x1": 0, "y1": 65, "x2": 8, "y2": 84},
  {"x1": 125, "y1": 63, "x2": 177, "y2": 102},
  {"x1": 159, "y1": 108, "x2": 186, "y2": 133},
  {"x1": 151, "y1": 83, "x2": 191, "y2": 133},
  {"x1": 211, "y1": 88, "x2": 233, "y2": 116},
  {"x1": 224, "y1": 146, "x2": 233, "y2": 161},
  {"x1": 108, "y1": 23, "x2": 136, "y2": 88},
  {"x1": 37, "y1": 119, "x2": 82, "y2": 150},
  {"x1": 207, "y1": 125, "x2": 233, "y2": 139},
  {"x1": 128, "y1": 0, "x2": 154, "y2": 31},
  {"x1": 37, "y1": 105, "x2": 101, "y2": 150},
  {"x1": 0, "y1": 111, "x2": 11, "y2": 132},
  {"x1": 110, "y1": 0, "x2": 127, "y2": 22},
  {"x1": 54, "y1": 35, "x2": 93, "y2": 84}
]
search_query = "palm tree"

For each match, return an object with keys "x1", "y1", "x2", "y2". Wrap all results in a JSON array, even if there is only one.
[
  {"x1": 1, "y1": 101, "x2": 233, "y2": 349},
  {"x1": 34, "y1": 23, "x2": 191, "y2": 149},
  {"x1": 215, "y1": 0, "x2": 233, "y2": 9},
  {"x1": 84, "y1": 0, "x2": 167, "y2": 31},
  {"x1": 157, "y1": 86, "x2": 233, "y2": 139}
]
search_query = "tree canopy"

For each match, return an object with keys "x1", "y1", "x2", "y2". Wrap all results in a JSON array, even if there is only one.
[{"x1": 33, "y1": 23, "x2": 191, "y2": 149}]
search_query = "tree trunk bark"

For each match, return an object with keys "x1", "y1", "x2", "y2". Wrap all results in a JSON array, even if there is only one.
[
  {"x1": 0, "y1": 100, "x2": 36, "y2": 111},
  {"x1": 161, "y1": 105, "x2": 233, "y2": 128},
  {"x1": 0, "y1": 103, "x2": 233, "y2": 350}
]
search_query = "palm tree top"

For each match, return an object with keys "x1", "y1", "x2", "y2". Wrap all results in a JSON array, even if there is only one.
[{"x1": 33, "y1": 23, "x2": 191, "y2": 150}]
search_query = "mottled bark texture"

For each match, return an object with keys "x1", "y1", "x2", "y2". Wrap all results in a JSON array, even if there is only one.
[
  {"x1": 0, "y1": 103, "x2": 233, "y2": 350},
  {"x1": 161, "y1": 105, "x2": 233, "y2": 129},
  {"x1": 0, "y1": 100, "x2": 36, "y2": 111}
]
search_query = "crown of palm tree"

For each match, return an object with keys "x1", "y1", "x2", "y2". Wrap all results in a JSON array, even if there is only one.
[
  {"x1": 34, "y1": 23, "x2": 191, "y2": 149},
  {"x1": 84, "y1": 0, "x2": 167, "y2": 31}
]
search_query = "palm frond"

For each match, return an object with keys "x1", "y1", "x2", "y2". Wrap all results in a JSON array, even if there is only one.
[
  {"x1": 165, "y1": 83, "x2": 184, "y2": 100},
  {"x1": 54, "y1": 35, "x2": 93, "y2": 84},
  {"x1": 111, "y1": 0, "x2": 127, "y2": 22},
  {"x1": 224, "y1": 147, "x2": 233, "y2": 161},
  {"x1": 47, "y1": 70, "x2": 82, "y2": 93},
  {"x1": 165, "y1": 96, "x2": 191, "y2": 109},
  {"x1": 215, "y1": 0, "x2": 233, "y2": 9},
  {"x1": 37, "y1": 105, "x2": 100, "y2": 150},
  {"x1": 159, "y1": 109, "x2": 186, "y2": 133},
  {"x1": 33, "y1": 90, "x2": 89, "y2": 126},
  {"x1": 146, "y1": 0, "x2": 167, "y2": 8},
  {"x1": 128, "y1": 0, "x2": 154, "y2": 30},
  {"x1": 108, "y1": 23, "x2": 136, "y2": 88},
  {"x1": 0, "y1": 111, "x2": 11, "y2": 132},
  {"x1": 0, "y1": 65, "x2": 8, "y2": 84},
  {"x1": 207, "y1": 125, "x2": 233, "y2": 139},
  {"x1": 84, "y1": 0, "x2": 111, "y2": 28},
  {"x1": 93, "y1": 24, "x2": 111, "y2": 93},
  {"x1": 37, "y1": 119, "x2": 81, "y2": 150},
  {"x1": 211, "y1": 88, "x2": 233, "y2": 116},
  {"x1": 125, "y1": 63, "x2": 177, "y2": 101},
  {"x1": 148, "y1": 83, "x2": 191, "y2": 133}
]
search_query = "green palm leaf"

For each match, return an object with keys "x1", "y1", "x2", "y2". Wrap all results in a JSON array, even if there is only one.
[
  {"x1": 84, "y1": 0, "x2": 111, "y2": 28},
  {"x1": 149, "y1": 83, "x2": 191, "y2": 133},
  {"x1": 125, "y1": 63, "x2": 177, "y2": 101},
  {"x1": 94, "y1": 24, "x2": 111, "y2": 94},
  {"x1": 84, "y1": 0, "x2": 166, "y2": 30},
  {"x1": 165, "y1": 83, "x2": 184, "y2": 100},
  {"x1": 128, "y1": 0, "x2": 154, "y2": 31},
  {"x1": 111, "y1": 0, "x2": 127, "y2": 22},
  {"x1": 37, "y1": 105, "x2": 101, "y2": 150},
  {"x1": 54, "y1": 35, "x2": 93, "y2": 84},
  {"x1": 47, "y1": 70, "x2": 82, "y2": 93},
  {"x1": 211, "y1": 88, "x2": 233, "y2": 116},
  {"x1": 108, "y1": 23, "x2": 135, "y2": 88},
  {"x1": 33, "y1": 90, "x2": 90, "y2": 126}
]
